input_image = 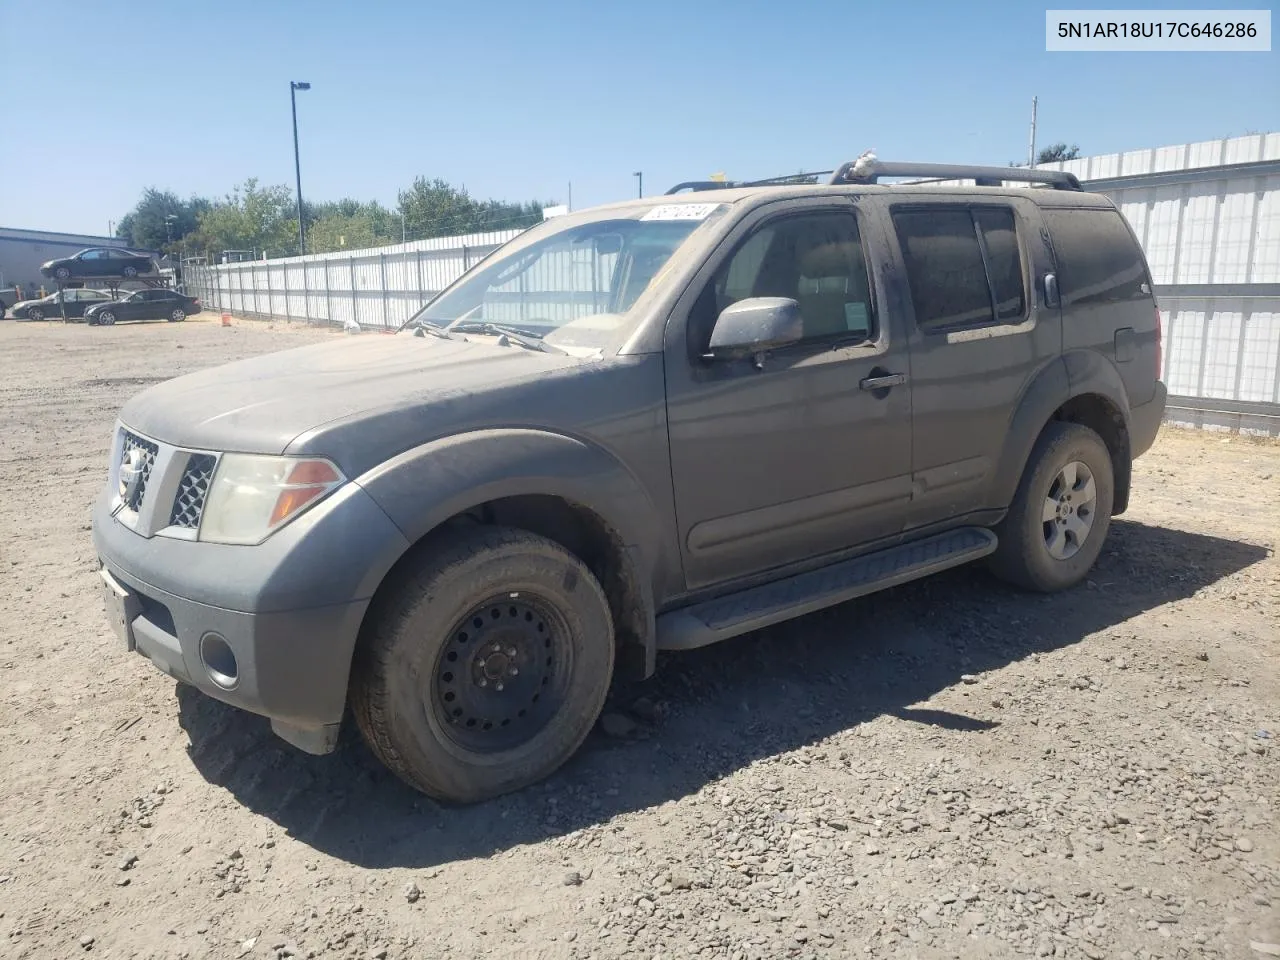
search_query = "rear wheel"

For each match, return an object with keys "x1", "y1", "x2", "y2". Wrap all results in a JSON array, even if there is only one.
[
  {"x1": 169, "y1": 308, "x2": 186, "y2": 322},
  {"x1": 122, "y1": 266, "x2": 138, "y2": 278},
  {"x1": 96, "y1": 310, "x2": 116, "y2": 326},
  {"x1": 28, "y1": 307, "x2": 44, "y2": 322},
  {"x1": 989, "y1": 422, "x2": 1115, "y2": 592},
  {"x1": 352, "y1": 526, "x2": 615, "y2": 803}
]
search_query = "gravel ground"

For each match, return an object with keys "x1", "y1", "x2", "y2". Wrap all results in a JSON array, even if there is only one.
[{"x1": 0, "y1": 315, "x2": 1276, "y2": 960}]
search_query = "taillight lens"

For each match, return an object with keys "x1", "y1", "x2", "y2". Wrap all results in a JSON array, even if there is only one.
[{"x1": 1155, "y1": 305, "x2": 1163, "y2": 380}]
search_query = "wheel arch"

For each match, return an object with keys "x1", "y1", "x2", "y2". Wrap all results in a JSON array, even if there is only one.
[
  {"x1": 353, "y1": 429, "x2": 664, "y2": 682},
  {"x1": 994, "y1": 353, "x2": 1134, "y2": 516}
]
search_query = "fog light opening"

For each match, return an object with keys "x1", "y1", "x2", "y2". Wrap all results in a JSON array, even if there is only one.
[{"x1": 200, "y1": 632, "x2": 239, "y2": 689}]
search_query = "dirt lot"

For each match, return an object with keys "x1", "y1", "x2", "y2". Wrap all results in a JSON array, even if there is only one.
[{"x1": 0, "y1": 316, "x2": 1276, "y2": 960}]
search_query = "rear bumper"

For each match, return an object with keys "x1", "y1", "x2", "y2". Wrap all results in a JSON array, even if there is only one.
[{"x1": 1130, "y1": 381, "x2": 1167, "y2": 459}]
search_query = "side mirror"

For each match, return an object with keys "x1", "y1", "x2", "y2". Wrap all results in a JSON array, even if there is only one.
[{"x1": 708, "y1": 297, "x2": 803, "y2": 367}]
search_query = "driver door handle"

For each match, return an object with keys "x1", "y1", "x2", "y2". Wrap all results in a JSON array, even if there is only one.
[{"x1": 859, "y1": 372, "x2": 906, "y2": 391}]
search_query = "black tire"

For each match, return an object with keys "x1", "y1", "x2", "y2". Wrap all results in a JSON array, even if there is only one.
[
  {"x1": 351, "y1": 525, "x2": 615, "y2": 803},
  {"x1": 989, "y1": 422, "x2": 1115, "y2": 592},
  {"x1": 122, "y1": 266, "x2": 138, "y2": 278},
  {"x1": 97, "y1": 310, "x2": 116, "y2": 326},
  {"x1": 169, "y1": 308, "x2": 186, "y2": 322},
  {"x1": 28, "y1": 307, "x2": 44, "y2": 322},
  {"x1": 53, "y1": 266, "x2": 70, "y2": 281}
]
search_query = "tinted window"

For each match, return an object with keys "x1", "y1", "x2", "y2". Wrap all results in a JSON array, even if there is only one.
[
  {"x1": 692, "y1": 211, "x2": 874, "y2": 352},
  {"x1": 892, "y1": 209, "x2": 992, "y2": 330},
  {"x1": 1044, "y1": 208, "x2": 1149, "y2": 305},
  {"x1": 974, "y1": 208, "x2": 1025, "y2": 322}
]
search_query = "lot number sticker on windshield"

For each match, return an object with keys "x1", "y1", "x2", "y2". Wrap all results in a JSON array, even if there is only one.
[{"x1": 641, "y1": 203, "x2": 721, "y2": 221}]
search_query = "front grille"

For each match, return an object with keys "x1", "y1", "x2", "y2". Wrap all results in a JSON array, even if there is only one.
[
  {"x1": 169, "y1": 454, "x2": 217, "y2": 529},
  {"x1": 120, "y1": 431, "x2": 158, "y2": 512}
]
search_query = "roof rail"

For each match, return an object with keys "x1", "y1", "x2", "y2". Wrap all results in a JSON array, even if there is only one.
[{"x1": 829, "y1": 159, "x2": 1083, "y2": 191}]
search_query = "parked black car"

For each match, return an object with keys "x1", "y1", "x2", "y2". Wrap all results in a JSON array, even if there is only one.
[
  {"x1": 40, "y1": 248, "x2": 154, "y2": 282},
  {"x1": 85, "y1": 289, "x2": 203, "y2": 326},
  {"x1": 9, "y1": 288, "x2": 116, "y2": 321}
]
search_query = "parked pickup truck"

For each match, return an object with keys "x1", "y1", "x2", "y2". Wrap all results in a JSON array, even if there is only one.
[{"x1": 92, "y1": 158, "x2": 1166, "y2": 803}]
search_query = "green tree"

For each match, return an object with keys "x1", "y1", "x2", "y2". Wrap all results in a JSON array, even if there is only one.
[
  {"x1": 1036, "y1": 143, "x2": 1081, "y2": 164},
  {"x1": 115, "y1": 188, "x2": 206, "y2": 252},
  {"x1": 187, "y1": 179, "x2": 298, "y2": 260},
  {"x1": 398, "y1": 177, "x2": 544, "y2": 240},
  {"x1": 307, "y1": 213, "x2": 379, "y2": 253}
]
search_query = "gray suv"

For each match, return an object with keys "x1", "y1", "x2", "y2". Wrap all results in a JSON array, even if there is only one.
[{"x1": 92, "y1": 159, "x2": 1166, "y2": 803}]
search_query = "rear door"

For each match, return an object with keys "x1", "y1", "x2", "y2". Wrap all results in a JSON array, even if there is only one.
[
  {"x1": 1041, "y1": 206, "x2": 1160, "y2": 406},
  {"x1": 885, "y1": 196, "x2": 1061, "y2": 531}
]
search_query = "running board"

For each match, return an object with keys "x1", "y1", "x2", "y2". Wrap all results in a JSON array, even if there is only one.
[{"x1": 656, "y1": 527, "x2": 997, "y2": 651}]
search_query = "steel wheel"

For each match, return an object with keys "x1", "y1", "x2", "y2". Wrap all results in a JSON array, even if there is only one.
[
  {"x1": 433, "y1": 594, "x2": 573, "y2": 753},
  {"x1": 1041, "y1": 460, "x2": 1096, "y2": 560},
  {"x1": 98, "y1": 310, "x2": 116, "y2": 326}
]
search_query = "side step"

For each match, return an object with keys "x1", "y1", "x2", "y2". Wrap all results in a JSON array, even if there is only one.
[{"x1": 655, "y1": 527, "x2": 997, "y2": 651}]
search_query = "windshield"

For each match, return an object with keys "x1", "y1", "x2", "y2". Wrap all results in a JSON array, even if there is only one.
[{"x1": 411, "y1": 203, "x2": 726, "y2": 349}]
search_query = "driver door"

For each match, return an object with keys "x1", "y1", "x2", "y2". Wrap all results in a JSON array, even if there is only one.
[{"x1": 663, "y1": 200, "x2": 913, "y2": 591}]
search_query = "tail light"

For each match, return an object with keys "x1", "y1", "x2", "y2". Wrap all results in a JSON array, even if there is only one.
[
  {"x1": 193, "y1": 299, "x2": 201, "y2": 308},
  {"x1": 1154, "y1": 304, "x2": 1163, "y2": 380}
]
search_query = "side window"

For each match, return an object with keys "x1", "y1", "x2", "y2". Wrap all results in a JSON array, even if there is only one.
[
  {"x1": 974, "y1": 209, "x2": 1026, "y2": 322},
  {"x1": 892, "y1": 206, "x2": 1026, "y2": 332},
  {"x1": 1044, "y1": 208, "x2": 1150, "y2": 305},
  {"x1": 690, "y1": 211, "x2": 875, "y2": 353},
  {"x1": 80, "y1": 250, "x2": 101, "y2": 260}
]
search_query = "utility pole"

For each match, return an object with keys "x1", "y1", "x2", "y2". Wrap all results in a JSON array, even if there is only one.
[
  {"x1": 290, "y1": 81, "x2": 311, "y2": 255},
  {"x1": 1028, "y1": 96, "x2": 1038, "y2": 168},
  {"x1": 633, "y1": 171, "x2": 643, "y2": 198}
]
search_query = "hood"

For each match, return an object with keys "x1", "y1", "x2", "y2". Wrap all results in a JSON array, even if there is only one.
[{"x1": 118, "y1": 333, "x2": 587, "y2": 456}]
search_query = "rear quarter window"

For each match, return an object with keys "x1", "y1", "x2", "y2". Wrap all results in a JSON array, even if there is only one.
[{"x1": 1044, "y1": 208, "x2": 1151, "y2": 305}]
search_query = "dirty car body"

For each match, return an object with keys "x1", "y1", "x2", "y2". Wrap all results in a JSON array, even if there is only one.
[{"x1": 93, "y1": 173, "x2": 1166, "y2": 801}]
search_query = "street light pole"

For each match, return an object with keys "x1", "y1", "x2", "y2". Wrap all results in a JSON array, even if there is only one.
[
  {"x1": 633, "y1": 171, "x2": 643, "y2": 198},
  {"x1": 290, "y1": 81, "x2": 311, "y2": 255}
]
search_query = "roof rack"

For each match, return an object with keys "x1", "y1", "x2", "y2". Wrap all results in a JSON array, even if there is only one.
[
  {"x1": 665, "y1": 159, "x2": 1082, "y2": 194},
  {"x1": 829, "y1": 158, "x2": 1082, "y2": 190}
]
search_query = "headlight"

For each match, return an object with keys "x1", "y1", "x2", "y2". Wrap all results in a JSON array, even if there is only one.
[{"x1": 199, "y1": 455, "x2": 345, "y2": 545}]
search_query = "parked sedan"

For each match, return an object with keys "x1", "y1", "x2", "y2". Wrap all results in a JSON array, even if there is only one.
[
  {"x1": 40, "y1": 248, "x2": 154, "y2": 282},
  {"x1": 9, "y1": 288, "x2": 115, "y2": 321},
  {"x1": 84, "y1": 289, "x2": 202, "y2": 326}
]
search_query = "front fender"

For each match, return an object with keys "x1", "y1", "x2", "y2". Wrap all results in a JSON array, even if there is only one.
[{"x1": 354, "y1": 428, "x2": 668, "y2": 673}]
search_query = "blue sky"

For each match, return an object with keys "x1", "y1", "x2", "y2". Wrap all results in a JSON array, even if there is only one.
[{"x1": 0, "y1": 0, "x2": 1276, "y2": 236}]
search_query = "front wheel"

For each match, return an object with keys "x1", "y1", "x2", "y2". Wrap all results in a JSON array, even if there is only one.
[
  {"x1": 169, "y1": 308, "x2": 186, "y2": 322},
  {"x1": 28, "y1": 307, "x2": 44, "y2": 322},
  {"x1": 989, "y1": 422, "x2": 1115, "y2": 592},
  {"x1": 96, "y1": 310, "x2": 116, "y2": 326},
  {"x1": 53, "y1": 266, "x2": 70, "y2": 281},
  {"x1": 122, "y1": 266, "x2": 138, "y2": 278},
  {"x1": 352, "y1": 526, "x2": 615, "y2": 803}
]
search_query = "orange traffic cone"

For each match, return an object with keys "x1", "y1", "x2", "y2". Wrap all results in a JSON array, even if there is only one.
[{"x1": 220, "y1": 310, "x2": 231, "y2": 327}]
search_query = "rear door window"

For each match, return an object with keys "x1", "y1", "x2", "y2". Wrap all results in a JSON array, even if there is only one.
[
  {"x1": 891, "y1": 207, "x2": 1026, "y2": 332},
  {"x1": 1043, "y1": 208, "x2": 1150, "y2": 304}
]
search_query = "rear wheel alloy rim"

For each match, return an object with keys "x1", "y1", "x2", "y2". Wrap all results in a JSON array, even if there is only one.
[
  {"x1": 433, "y1": 594, "x2": 572, "y2": 753},
  {"x1": 171, "y1": 309, "x2": 184, "y2": 321},
  {"x1": 1041, "y1": 460, "x2": 1097, "y2": 560}
]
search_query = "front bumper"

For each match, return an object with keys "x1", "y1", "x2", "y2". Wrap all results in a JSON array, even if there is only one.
[{"x1": 92, "y1": 461, "x2": 411, "y2": 753}]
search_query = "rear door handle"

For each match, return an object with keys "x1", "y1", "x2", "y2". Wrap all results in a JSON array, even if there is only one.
[{"x1": 860, "y1": 373, "x2": 906, "y2": 391}]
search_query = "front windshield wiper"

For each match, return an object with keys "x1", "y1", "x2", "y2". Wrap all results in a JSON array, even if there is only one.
[
  {"x1": 405, "y1": 318, "x2": 456, "y2": 340},
  {"x1": 450, "y1": 320, "x2": 568, "y2": 355}
]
